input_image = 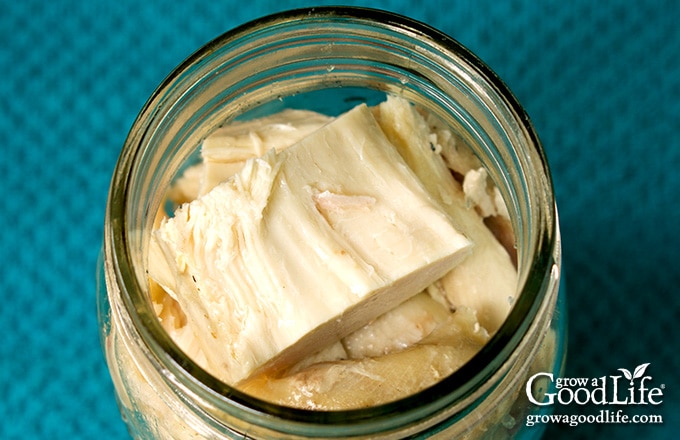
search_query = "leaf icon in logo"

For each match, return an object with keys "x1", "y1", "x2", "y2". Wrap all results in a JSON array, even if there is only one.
[
  {"x1": 618, "y1": 368, "x2": 633, "y2": 381},
  {"x1": 618, "y1": 363, "x2": 651, "y2": 385},
  {"x1": 633, "y1": 363, "x2": 650, "y2": 380}
]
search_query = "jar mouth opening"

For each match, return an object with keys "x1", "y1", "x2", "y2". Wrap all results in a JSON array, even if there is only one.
[{"x1": 107, "y1": 5, "x2": 557, "y2": 432}]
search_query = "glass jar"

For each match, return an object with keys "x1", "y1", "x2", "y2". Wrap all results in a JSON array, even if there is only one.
[{"x1": 97, "y1": 6, "x2": 565, "y2": 439}]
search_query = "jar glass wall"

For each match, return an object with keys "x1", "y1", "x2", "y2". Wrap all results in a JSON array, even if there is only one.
[{"x1": 97, "y1": 7, "x2": 566, "y2": 439}]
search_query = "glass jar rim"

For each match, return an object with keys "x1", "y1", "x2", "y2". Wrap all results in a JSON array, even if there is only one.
[{"x1": 106, "y1": 5, "x2": 557, "y2": 434}]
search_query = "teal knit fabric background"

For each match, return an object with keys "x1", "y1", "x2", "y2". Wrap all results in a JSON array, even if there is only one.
[{"x1": 1, "y1": 1, "x2": 678, "y2": 438}]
